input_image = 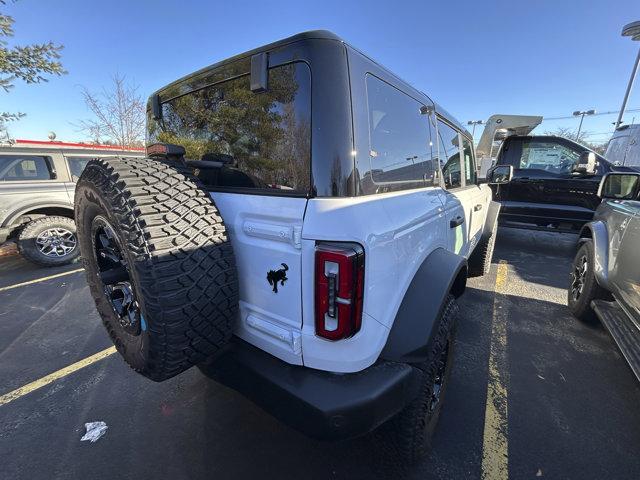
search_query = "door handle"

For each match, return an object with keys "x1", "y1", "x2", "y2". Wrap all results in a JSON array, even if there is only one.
[
  {"x1": 474, "y1": 204, "x2": 483, "y2": 212},
  {"x1": 450, "y1": 216, "x2": 464, "y2": 228}
]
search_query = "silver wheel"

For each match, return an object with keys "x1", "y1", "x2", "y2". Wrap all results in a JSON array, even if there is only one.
[{"x1": 35, "y1": 227, "x2": 77, "y2": 258}]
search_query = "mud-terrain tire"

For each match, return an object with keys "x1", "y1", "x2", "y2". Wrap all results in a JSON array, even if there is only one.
[
  {"x1": 381, "y1": 294, "x2": 458, "y2": 463},
  {"x1": 468, "y1": 215, "x2": 498, "y2": 278},
  {"x1": 18, "y1": 216, "x2": 80, "y2": 267},
  {"x1": 568, "y1": 240, "x2": 609, "y2": 323},
  {"x1": 75, "y1": 156, "x2": 238, "y2": 382}
]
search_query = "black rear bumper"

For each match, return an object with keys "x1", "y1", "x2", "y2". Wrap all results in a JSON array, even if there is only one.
[{"x1": 200, "y1": 339, "x2": 422, "y2": 440}]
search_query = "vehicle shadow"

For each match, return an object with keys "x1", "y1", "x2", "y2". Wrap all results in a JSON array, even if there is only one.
[
  {"x1": 492, "y1": 226, "x2": 579, "y2": 290},
  {"x1": 188, "y1": 285, "x2": 499, "y2": 480}
]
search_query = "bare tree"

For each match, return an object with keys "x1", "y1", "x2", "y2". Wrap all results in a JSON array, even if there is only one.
[
  {"x1": 544, "y1": 126, "x2": 607, "y2": 155},
  {"x1": 77, "y1": 74, "x2": 145, "y2": 147}
]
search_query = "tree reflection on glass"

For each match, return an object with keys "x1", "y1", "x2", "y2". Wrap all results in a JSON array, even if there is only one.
[{"x1": 149, "y1": 63, "x2": 311, "y2": 193}]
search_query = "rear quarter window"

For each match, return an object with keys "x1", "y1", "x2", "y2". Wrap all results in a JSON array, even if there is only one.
[
  {"x1": 66, "y1": 157, "x2": 94, "y2": 179},
  {"x1": 363, "y1": 74, "x2": 437, "y2": 194},
  {"x1": 149, "y1": 62, "x2": 312, "y2": 195}
]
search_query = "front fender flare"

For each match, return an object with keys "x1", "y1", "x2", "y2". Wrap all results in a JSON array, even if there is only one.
[
  {"x1": 579, "y1": 221, "x2": 610, "y2": 290},
  {"x1": 483, "y1": 201, "x2": 501, "y2": 239},
  {"x1": 380, "y1": 248, "x2": 466, "y2": 364}
]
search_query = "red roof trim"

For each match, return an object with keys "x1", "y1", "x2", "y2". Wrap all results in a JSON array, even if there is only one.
[{"x1": 15, "y1": 139, "x2": 146, "y2": 152}]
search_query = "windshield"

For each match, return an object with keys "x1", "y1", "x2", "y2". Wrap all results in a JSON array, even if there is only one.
[{"x1": 148, "y1": 62, "x2": 311, "y2": 194}]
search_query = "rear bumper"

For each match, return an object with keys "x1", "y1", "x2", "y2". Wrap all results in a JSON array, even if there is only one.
[{"x1": 200, "y1": 339, "x2": 422, "y2": 440}]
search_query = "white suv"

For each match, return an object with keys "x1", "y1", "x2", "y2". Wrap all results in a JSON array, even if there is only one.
[{"x1": 74, "y1": 31, "x2": 507, "y2": 461}]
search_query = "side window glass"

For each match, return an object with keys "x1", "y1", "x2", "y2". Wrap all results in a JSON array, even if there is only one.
[
  {"x1": 519, "y1": 140, "x2": 580, "y2": 174},
  {"x1": 0, "y1": 155, "x2": 52, "y2": 181},
  {"x1": 462, "y1": 136, "x2": 476, "y2": 185},
  {"x1": 67, "y1": 157, "x2": 93, "y2": 179},
  {"x1": 365, "y1": 74, "x2": 436, "y2": 193},
  {"x1": 437, "y1": 120, "x2": 462, "y2": 189}
]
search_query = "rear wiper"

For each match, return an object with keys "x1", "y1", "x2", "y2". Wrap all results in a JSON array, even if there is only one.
[{"x1": 185, "y1": 153, "x2": 234, "y2": 169}]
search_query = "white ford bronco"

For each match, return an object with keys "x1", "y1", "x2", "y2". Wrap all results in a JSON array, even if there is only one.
[{"x1": 74, "y1": 31, "x2": 509, "y2": 461}]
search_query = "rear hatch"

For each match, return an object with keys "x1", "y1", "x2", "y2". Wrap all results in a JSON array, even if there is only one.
[{"x1": 148, "y1": 61, "x2": 312, "y2": 365}]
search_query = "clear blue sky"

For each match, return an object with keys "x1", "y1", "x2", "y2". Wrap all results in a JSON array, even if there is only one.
[{"x1": 2, "y1": 0, "x2": 640, "y2": 145}]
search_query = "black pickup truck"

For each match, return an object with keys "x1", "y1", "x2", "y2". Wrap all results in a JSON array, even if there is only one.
[
  {"x1": 491, "y1": 135, "x2": 611, "y2": 232},
  {"x1": 477, "y1": 115, "x2": 612, "y2": 232}
]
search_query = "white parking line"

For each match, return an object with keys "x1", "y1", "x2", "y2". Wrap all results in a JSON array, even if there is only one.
[
  {"x1": 0, "y1": 346, "x2": 116, "y2": 406},
  {"x1": 0, "y1": 268, "x2": 84, "y2": 293}
]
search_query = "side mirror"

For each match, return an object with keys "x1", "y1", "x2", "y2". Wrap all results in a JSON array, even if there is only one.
[
  {"x1": 477, "y1": 156, "x2": 494, "y2": 181},
  {"x1": 487, "y1": 165, "x2": 513, "y2": 185},
  {"x1": 573, "y1": 151, "x2": 597, "y2": 175},
  {"x1": 597, "y1": 172, "x2": 640, "y2": 200}
]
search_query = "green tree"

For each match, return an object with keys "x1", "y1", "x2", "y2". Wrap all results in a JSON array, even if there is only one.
[{"x1": 0, "y1": 1, "x2": 65, "y2": 132}]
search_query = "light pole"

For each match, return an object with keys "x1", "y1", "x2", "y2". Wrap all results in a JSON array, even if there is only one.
[
  {"x1": 615, "y1": 21, "x2": 640, "y2": 130},
  {"x1": 467, "y1": 120, "x2": 483, "y2": 137},
  {"x1": 573, "y1": 109, "x2": 596, "y2": 138}
]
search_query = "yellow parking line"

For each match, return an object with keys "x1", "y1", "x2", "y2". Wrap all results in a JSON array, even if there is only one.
[
  {"x1": 0, "y1": 268, "x2": 84, "y2": 293},
  {"x1": 0, "y1": 346, "x2": 116, "y2": 407},
  {"x1": 481, "y1": 260, "x2": 509, "y2": 480}
]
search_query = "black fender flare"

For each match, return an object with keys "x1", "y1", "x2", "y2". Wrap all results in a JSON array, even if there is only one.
[
  {"x1": 578, "y1": 221, "x2": 610, "y2": 290},
  {"x1": 380, "y1": 247, "x2": 466, "y2": 364},
  {"x1": 482, "y1": 200, "x2": 501, "y2": 240},
  {"x1": 2, "y1": 202, "x2": 74, "y2": 228}
]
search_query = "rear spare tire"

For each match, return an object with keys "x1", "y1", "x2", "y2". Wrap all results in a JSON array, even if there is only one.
[{"x1": 75, "y1": 156, "x2": 238, "y2": 381}]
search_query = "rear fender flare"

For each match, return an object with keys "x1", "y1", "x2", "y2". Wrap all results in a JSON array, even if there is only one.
[
  {"x1": 579, "y1": 221, "x2": 610, "y2": 290},
  {"x1": 2, "y1": 202, "x2": 74, "y2": 228},
  {"x1": 380, "y1": 248, "x2": 466, "y2": 364}
]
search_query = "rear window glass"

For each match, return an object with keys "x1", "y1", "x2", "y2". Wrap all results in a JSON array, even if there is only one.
[
  {"x1": 0, "y1": 155, "x2": 52, "y2": 181},
  {"x1": 149, "y1": 62, "x2": 311, "y2": 194}
]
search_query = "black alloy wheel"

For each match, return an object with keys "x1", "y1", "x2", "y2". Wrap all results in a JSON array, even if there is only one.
[{"x1": 92, "y1": 216, "x2": 142, "y2": 336}]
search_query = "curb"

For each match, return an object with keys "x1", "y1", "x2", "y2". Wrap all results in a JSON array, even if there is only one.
[{"x1": 0, "y1": 241, "x2": 18, "y2": 258}]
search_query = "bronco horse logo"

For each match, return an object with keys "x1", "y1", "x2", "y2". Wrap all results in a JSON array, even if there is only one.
[{"x1": 267, "y1": 263, "x2": 289, "y2": 293}]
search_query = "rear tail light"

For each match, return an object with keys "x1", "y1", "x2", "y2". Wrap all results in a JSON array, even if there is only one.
[{"x1": 315, "y1": 243, "x2": 365, "y2": 341}]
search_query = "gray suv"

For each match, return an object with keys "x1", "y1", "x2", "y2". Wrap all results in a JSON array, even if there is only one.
[
  {"x1": 569, "y1": 171, "x2": 640, "y2": 380},
  {"x1": 0, "y1": 140, "x2": 143, "y2": 266}
]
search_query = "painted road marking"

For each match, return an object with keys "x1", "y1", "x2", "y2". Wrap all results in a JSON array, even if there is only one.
[
  {"x1": 0, "y1": 346, "x2": 116, "y2": 407},
  {"x1": 0, "y1": 268, "x2": 84, "y2": 293},
  {"x1": 481, "y1": 260, "x2": 509, "y2": 480}
]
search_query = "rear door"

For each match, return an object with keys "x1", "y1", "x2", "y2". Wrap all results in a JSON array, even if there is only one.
[
  {"x1": 436, "y1": 118, "x2": 483, "y2": 256},
  {"x1": 153, "y1": 61, "x2": 312, "y2": 365}
]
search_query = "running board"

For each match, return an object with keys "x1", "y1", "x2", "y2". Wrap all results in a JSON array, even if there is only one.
[{"x1": 592, "y1": 299, "x2": 640, "y2": 382}]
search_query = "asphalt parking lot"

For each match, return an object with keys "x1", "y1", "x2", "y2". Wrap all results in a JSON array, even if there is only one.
[{"x1": 1, "y1": 228, "x2": 639, "y2": 480}]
